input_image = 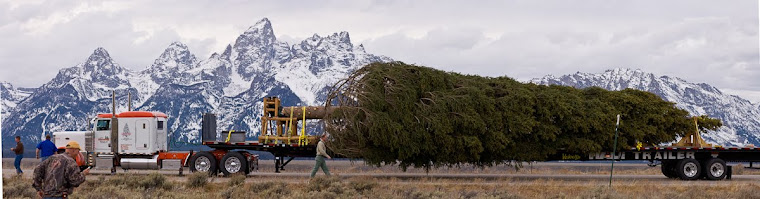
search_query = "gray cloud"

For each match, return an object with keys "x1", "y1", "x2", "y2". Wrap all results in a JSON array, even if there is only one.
[{"x1": 0, "y1": 0, "x2": 757, "y2": 102}]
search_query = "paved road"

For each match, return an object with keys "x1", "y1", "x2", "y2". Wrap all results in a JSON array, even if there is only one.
[{"x1": 5, "y1": 159, "x2": 759, "y2": 184}]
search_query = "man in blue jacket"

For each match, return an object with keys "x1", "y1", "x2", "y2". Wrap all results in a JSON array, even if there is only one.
[{"x1": 36, "y1": 135, "x2": 57, "y2": 162}]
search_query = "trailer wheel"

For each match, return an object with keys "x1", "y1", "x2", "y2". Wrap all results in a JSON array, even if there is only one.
[
  {"x1": 220, "y1": 151, "x2": 248, "y2": 176},
  {"x1": 676, "y1": 159, "x2": 702, "y2": 180},
  {"x1": 660, "y1": 161, "x2": 678, "y2": 178},
  {"x1": 189, "y1": 151, "x2": 217, "y2": 176},
  {"x1": 703, "y1": 158, "x2": 727, "y2": 180}
]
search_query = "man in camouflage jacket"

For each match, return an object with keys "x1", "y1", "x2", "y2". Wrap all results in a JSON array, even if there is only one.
[{"x1": 33, "y1": 141, "x2": 90, "y2": 198}]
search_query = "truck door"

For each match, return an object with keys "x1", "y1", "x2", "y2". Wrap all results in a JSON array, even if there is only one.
[
  {"x1": 136, "y1": 119, "x2": 150, "y2": 150},
  {"x1": 93, "y1": 119, "x2": 112, "y2": 152}
]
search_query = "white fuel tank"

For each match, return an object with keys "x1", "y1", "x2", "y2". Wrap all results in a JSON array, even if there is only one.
[{"x1": 53, "y1": 131, "x2": 89, "y2": 152}]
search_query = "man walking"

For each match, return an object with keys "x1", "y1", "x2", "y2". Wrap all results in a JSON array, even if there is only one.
[
  {"x1": 36, "y1": 135, "x2": 57, "y2": 162},
  {"x1": 11, "y1": 136, "x2": 24, "y2": 175},
  {"x1": 310, "y1": 133, "x2": 332, "y2": 178},
  {"x1": 33, "y1": 141, "x2": 90, "y2": 198}
]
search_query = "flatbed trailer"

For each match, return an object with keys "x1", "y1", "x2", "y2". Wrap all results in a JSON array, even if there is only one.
[
  {"x1": 199, "y1": 141, "x2": 317, "y2": 173},
  {"x1": 186, "y1": 97, "x2": 326, "y2": 176},
  {"x1": 549, "y1": 146, "x2": 760, "y2": 180}
]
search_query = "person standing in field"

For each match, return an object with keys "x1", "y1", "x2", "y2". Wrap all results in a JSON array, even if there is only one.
[
  {"x1": 36, "y1": 135, "x2": 57, "y2": 162},
  {"x1": 11, "y1": 136, "x2": 24, "y2": 175},
  {"x1": 310, "y1": 133, "x2": 332, "y2": 178},
  {"x1": 33, "y1": 141, "x2": 90, "y2": 198}
]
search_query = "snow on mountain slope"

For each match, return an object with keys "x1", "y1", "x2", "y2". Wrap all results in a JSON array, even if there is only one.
[
  {"x1": 531, "y1": 68, "x2": 760, "y2": 147},
  {"x1": 1, "y1": 82, "x2": 32, "y2": 119},
  {"x1": 1, "y1": 48, "x2": 142, "y2": 153},
  {"x1": 3, "y1": 18, "x2": 391, "y2": 151},
  {"x1": 134, "y1": 42, "x2": 199, "y2": 105}
]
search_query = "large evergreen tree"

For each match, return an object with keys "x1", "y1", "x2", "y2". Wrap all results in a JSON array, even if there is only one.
[{"x1": 324, "y1": 62, "x2": 721, "y2": 170}]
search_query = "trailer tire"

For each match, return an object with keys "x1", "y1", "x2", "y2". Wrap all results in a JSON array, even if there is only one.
[
  {"x1": 676, "y1": 159, "x2": 702, "y2": 180},
  {"x1": 220, "y1": 151, "x2": 248, "y2": 176},
  {"x1": 661, "y1": 161, "x2": 678, "y2": 178},
  {"x1": 189, "y1": 151, "x2": 218, "y2": 176},
  {"x1": 703, "y1": 158, "x2": 727, "y2": 180}
]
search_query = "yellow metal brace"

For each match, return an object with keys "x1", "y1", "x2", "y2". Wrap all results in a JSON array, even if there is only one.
[
  {"x1": 286, "y1": 107, "x2": 295, "y2": 145},
  {"x1": 225, "y1": 130, "x2": 235, "y2": 143},
  {"x1": 672, "y1": 117, "x2": 713, "y2": 148},
  {"x1": 264, "y1": 121, "x2": 269, "y2": 144},
  {"x1": 298, "y1": 106, "x2": 308, "y2": 145}
]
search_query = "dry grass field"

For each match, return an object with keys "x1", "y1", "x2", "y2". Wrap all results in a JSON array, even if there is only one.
[
  {"x1": 5, "y1": 159, "x2": 760, "y2": 198},
  {"x1": 5, "y1": 173, "x2": 760, "y2": 199}
]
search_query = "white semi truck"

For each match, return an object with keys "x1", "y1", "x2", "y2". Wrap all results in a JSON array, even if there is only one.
[{"x1": 53, "y1": 96, "x2": 325, "y2": 176}]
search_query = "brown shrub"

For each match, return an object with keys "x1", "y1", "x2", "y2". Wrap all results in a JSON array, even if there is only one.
[
  {"x1": 186, "y1": 172, "x2": 208, "y2": 188},
  {"x1": 227, "y1": 174, "x2": 246, "y2": 187},
  {"x1": 2, "y1": 176, "x2": 37, "y2": 198},
  {"x1": 733, "y1": 163, "x2": 745, "y2": 175},
  {"x1": 576, "y1": 187, "x2": 626, "y2": 199},
  {"x1": 348, "y1": 178, "x2": 377, "y2": 194},
  {"x1": 220, "y1": 184, "x2": 251, "y2": 199},
  {"x1": 250, "y1": 181, "x2": 291, "y2": 197},
  {"x1": 307, "y1": 176, "x2": 341, "y2": 192},
  {"x1": 70, "y1": 185, "x2": 139, "y2": 199}
]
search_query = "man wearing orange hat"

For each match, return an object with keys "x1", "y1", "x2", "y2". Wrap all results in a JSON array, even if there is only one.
[{"x1": 33, "y1": 141, "x2": 90, "y2": 198}]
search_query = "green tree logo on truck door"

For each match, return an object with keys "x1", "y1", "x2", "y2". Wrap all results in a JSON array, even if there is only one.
[{"x1": 122, "y1": 124, "x2": 132, "y2": 140}]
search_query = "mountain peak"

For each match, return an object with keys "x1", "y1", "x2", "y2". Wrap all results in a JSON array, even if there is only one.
[
  {"x1": 604, "y1": 68, "x2": 645, "y2": 75},
  {"x1": 221, "y1": 44, "x2": 232, "y2": 60},
  {"x1": 168, "y1": 41, "x2": 188, "y2": 49},
  {"x1": 92, "y1": 47, "x2": 110, "y2": 58},
  {"x1": 356, "y1": 44, "x2": 366, "y2": 53},
  {"x1": 330, "y1": 31, "x2": 351, "y2": 44},
  {"x1": 233, "y1": 18, "x2": 276, "y2": 57},
  {"x1": 244, "y1": 18, "x2": 274, "y2": 37},
  {"x1": 83, "y1": 47, "x2": 115, "y2": 72},
  {"x1": 79, "y1": 47, "x2": 128, "y2": 88},
  {"x1": 149, "y1": 42, "x2": 197, "y2": 72},
  {"x1": 1, "y1": 81, "x2": 13, "y2": 93},
  {"x1": 160, "y1": 42, "x2": 191, "y2": 59},
  {"x1": 162, "y1": 42, "x2": 190, "y2": 57}
]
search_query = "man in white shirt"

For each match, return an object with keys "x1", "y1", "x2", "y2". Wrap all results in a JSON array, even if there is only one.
[{"x1": 310, "y1": 133, "x2": 332, "y2": 178}]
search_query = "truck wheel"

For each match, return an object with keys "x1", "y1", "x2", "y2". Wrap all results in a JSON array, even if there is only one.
[
  {"x1": 677, "y1": 159, "x2": 702, "y2": 180},
  {"x1": 703, "y1": 158, "x2": 727, "y2": 180},
  {"x1": 220, "y1": 151, "x2": 248, "y2": 176},
  {"x1": 661, "y1": 161, "x2": 678, "y2": 178},
  {"x1": 189, "y1": 151, "x2": 217, "y2": 176}
]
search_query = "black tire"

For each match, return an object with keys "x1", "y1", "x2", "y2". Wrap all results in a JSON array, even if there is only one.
[
  {"x1": 661, "y1": 161, "x2": 678, "y2": 178},
  {"x1": 189, "y1": 151, "x2": 218, "y2": 176},
  {"x1": 676, "y1": 159, "x2": 702, "y2": 180},
  {"x1": 220, "y1": 151, "x2": 248, "y2": 176},
  {"x1": 703, "y1": 158, "x2": 727, "y2": 180}
]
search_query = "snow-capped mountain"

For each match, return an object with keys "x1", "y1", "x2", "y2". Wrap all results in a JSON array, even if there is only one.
[
  {"x1": 1, "y1": 47, "x2": 141, "y2": 154},
  {"x1": 2, "y1": 18, "x2": 391, "y2": 154},
  {"x1": 1, "y1": 82, "x2": 33, "y2": 119},
  {"x1": 531, "y1": 68, "x2": 760, "y2": 147}
]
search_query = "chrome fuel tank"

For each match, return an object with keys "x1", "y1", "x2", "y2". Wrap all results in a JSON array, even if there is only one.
[{"x1": 120, "y1": 155, "x2": 159, "y2": 170}]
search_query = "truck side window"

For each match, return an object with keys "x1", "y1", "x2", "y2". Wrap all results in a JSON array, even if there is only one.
[
  {"x1": 157, "y1": 121, "x2": 164, "y2": 130},
  {"x1": 96, "y1": 120, "x2": 110, "y2": 131}
]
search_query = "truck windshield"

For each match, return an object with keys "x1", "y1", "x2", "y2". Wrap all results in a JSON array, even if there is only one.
[{"x1": 96, "y1": 120, "x2": 110, "y2": 131}]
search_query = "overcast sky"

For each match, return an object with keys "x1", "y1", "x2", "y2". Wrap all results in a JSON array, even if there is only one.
[{"x1": 1, "y1": 0, "x2": 759, "y2": 102}]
